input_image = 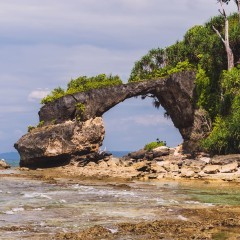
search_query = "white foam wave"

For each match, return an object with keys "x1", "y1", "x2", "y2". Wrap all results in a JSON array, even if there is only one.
[
  {"x1": 22, "y1": 192, "x2": 52, "y2": 199},
  {"x1": 4, "y1": 207, "x2": 24, "y2": 215},
  {"x1": 177, "y1": 215, "x2": 188, "y2": 221},
  {"x1": 106, "y1": 227, "x2": 118, "y2": 233},
  {"x1": 33, "y1": 207, "x2": 45, "y2": 211}
]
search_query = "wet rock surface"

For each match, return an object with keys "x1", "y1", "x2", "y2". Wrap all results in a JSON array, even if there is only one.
[{"x1": 55, "y1": 207, "x2": 240, "y2": 240}]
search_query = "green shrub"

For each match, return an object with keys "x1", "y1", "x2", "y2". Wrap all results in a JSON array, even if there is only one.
[
  {"x1": 201, "y1": 68, "x2": 240, "y2": 154},
  {"x1": 201, "y1": 112, "x2": 240, "y2": 154},
  {"x1": 41, "y1": 87, "x2": 65, "y2": 104},
  {"x1": 27, "y1": 125, "x2": 35, "y2": 133},
  {"x1": 37, "y1": 120, "x2": 44, "y2": 128},
  {"x1": 67, "y1": 74, "x2": 122, "y2": 95},
  {"x1": 144, "y1": 139, "x2": 166, "y2": 151},
  {"x1": 75, "y1": 103, "x2": 85, "y2": 121},
  {"x1": 41, "y1": 74, "x2": 123, "y2": 104}
]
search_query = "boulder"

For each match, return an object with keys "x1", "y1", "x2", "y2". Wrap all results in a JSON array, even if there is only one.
[
  {"x1": 107, "y1": 157, "x2": 120, "y2": 167},
  {"x1": 180, "y1": 167, "x2": 195, "y2": 178},
  {"x1": 199, "y1": 157, "x2": 211, "y2": 164},
  {"x1": 220, "y1": 162, "x2": 238, "y2": 173},
  {"x1": 153, "y1": 157, "x2": 164, "y2": 162},
  {"x1": 128, "y1": 149, "x2": 147, "y2": 160},
  {"x1": 169, "y1": 164, "x2": 179, "y2": 172},
  {"x1": 182, "y1": 159, "x2": 206, "y2": 173},
  {"x1": 132, "y1": 161, "x2": 150, "y2": 172},
  {"x1": 0, "y1": 159, "x2": 10, "y2": 169},
  {"x1": 14, "y1": 117, "x2": 105, "y2": 168},
  {"x1": 210, "y1": 154, "x2": 240, "y2": 165},
  {"x1": 152, "y1": 146, "x2": 170, "y2": 157},
  {"x1": 203, "y1": 165, "x2": 220, "y2": 174},
  {"x1": 145, "y1": 152, "x2": 154, "y2": 160},
  {"x1": 151, "y1": 163, "x2": 167, "y2": 173}
]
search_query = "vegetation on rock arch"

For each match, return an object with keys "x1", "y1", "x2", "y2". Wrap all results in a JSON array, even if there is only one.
[
  {"x1": 40, "y1": 10, "x2": 240, "y2": 155},
  {"x1": 129, "y1": 13, "x2": 240, "y2": 154},
  {"x1": 41, "y1": 74, "x2": 123, "y2": 104}
]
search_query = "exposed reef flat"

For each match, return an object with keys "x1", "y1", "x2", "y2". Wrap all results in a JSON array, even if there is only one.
[
  {"x1": 1, "y1": 168, "x2": 240, "y2": 240},
  {"x1": 55, "y1": 207, "x2": 240, "y2": 240}
]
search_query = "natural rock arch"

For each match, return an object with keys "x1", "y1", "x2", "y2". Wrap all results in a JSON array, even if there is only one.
[{"x1": 15, "y1": 71, "x2": 211, "y2": 168}]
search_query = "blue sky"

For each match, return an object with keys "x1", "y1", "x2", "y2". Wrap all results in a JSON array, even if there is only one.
[{"x1": 0, "y1": 0, "x2": 237, "y2": 152}]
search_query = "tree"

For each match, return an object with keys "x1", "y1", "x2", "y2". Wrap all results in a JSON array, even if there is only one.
[
  {"x1": 220, "y1": 0, "x2": 240, "y2": 23},
  {"x1": 213, "y1": 0, "x2": 234, "y2": 70}
]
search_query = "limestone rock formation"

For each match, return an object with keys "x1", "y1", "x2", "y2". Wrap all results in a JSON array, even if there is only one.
[
  {"x1": 15, "y1": 71, "x2": 211, "y2": 168},
  {"x1": 39, "y1": 71, "x2": 210, "y2": 149},
  {"x1": 14, "y1": 117, "x2": 105, "y2": 168}
]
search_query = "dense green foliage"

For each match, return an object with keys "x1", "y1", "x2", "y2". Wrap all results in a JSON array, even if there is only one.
[
  {"x1": 201, "y1": 67, "x2": 240, "y2": 154},
  {"x1": 129, "y1": 13, "x2": 240, "y2": 154},
  {"x1": 41, "y1": 74, "x2": 122, "y2": 104},
  {"x1": 144, "y1": 139, "x2": 166, "y2": 151},
  {"x1": 66, "y1": 74, "x2": 122, "y2": 95}
]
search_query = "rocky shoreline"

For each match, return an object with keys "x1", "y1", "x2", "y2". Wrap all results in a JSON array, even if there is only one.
[
  {"x1": 1, "y1": 150, "x2": 240, "y2": 240},
  {"x1": 16, "y1": 146, "x2": 240, "y2": 183}
]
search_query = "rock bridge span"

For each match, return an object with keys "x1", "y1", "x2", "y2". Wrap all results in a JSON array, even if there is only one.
[
  {"x1": 40, "y1": 71, "x2": 196, "y2": 139},
  {"x1": 15, "y1": 71, "x2": 211, "y2": 168}
]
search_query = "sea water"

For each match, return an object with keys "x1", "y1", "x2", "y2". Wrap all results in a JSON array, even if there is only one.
[{"x1": 0, "y1": 173, "x2": 240, "y2": 239}]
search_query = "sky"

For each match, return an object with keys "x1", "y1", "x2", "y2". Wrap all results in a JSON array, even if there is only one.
[{"x1": 0, "y1": 0, "x2": 237, "y2": 153}]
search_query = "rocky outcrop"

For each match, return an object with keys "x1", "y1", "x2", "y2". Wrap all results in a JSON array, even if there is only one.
[
  {"x1": 55, "y1": 148, "x2": 240, "y2": 182},
  {"x1": 39, "y1": 71, "x2": 210, "y2": 150},
  {"x1": 15, "y1": 71, "x2": 211, "y2": 168},
  {"x1": 14, "y1": 118, "x2": 105, "y2": 168},
  {"x1": 0, "y1": 159, "x2": 10, "y2": 169}
]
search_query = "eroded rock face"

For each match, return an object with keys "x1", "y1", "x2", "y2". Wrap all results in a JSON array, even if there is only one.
[
  {"x1": 38, "y1": 71, "x2": 210, "y2": 152},
  {"x1": 39, "y1": 72, "x2": 197, "y2": 132},
  {"x1": 15, "y1": 71, "x2": 211, "y2": 168},
  {"x1": 14, "y1": 117, "x2": 105, "y2": 168}
]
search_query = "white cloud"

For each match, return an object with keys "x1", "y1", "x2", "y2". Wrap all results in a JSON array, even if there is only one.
[
  {"x1": 28, "y1": 89, "x2": 50, "y2": 102},
  {"x1": 116, "y1": 115, "x2": 171, "y2": 127}
]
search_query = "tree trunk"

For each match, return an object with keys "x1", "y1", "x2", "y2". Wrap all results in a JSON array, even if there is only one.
[
  {"x1": 213, "y1": 0, "x2": 234, "y2": 70},
  {"x1": 238, "y1": 0, "x2": 240, "y2": 23},
  {"x1": 225, "y1": 17, "x2": 235, "y2": 69}
]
